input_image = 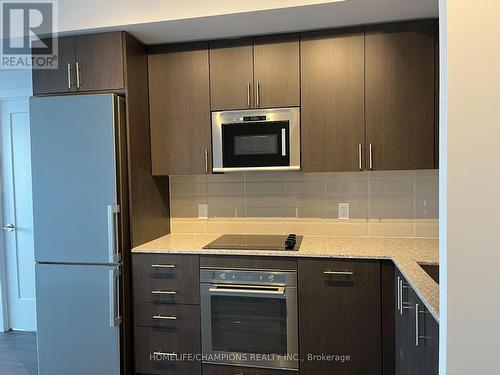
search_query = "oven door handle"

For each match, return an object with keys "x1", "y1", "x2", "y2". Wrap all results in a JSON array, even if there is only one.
[{"x1": 208, "y1": 284, "x2": 286, "y2": 297}]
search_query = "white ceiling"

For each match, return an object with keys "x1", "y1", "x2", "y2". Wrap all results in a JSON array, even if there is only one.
[{"x1": 58, "y1": 0, "x2": 438, "y2": 45}]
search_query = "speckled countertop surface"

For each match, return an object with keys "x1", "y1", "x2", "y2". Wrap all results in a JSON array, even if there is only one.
[{"x1": 133, "y1": 233, "x2": 439, "y2": 321}]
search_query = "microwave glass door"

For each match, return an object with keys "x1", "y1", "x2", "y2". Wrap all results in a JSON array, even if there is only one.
[
  {"x1": 210, "y1": 295, "x2": 288, "y2": 355},
  {"x1": 222, "y1": 121, "x2": 290, "y2": 168}
]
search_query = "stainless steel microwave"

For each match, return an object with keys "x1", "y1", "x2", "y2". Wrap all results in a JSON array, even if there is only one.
[{"x1": 211, "y1": 107, "x2": 300, "y2": 172}]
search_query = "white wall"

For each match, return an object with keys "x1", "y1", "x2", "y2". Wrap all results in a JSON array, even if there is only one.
[{"x1": 441, "y1": 0, "x2": 500, "y2": 374}]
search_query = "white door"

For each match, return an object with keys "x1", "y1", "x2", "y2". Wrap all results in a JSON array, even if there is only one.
[{"x1": 0, "y1": 98, "x2": 36, "y2": 331}]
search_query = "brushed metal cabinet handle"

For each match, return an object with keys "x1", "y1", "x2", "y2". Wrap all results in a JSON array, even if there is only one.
[
  {"x1": 151, "y1": 264, "x2": 176, "y2": 269},
  {"x1": 152, "y1": 315, "x2": 177, "y2": 320},
  {"x1": 369, "y1": 143, "x2": 373, "y2": 170},
  {"x1": 358, "y1": 144, "x2": 363, "y2": 171},
  {"x1": 75, "y1": 62, "x2": 81, "y2": 88},
  {"x1": 247, "y1": 82, "x2": 251, "y2": 107},
  {"x1": 256, "y1": 81, "x2": 260, "y2": 107},
  {"x1": 205, "y1": 148, "x2": 209, "y2": 173},
  {"x1": 323, "y1": 271, "x2": 354, "y2": 276},
  {"x1": 415, "y1": 303, "x2": 420, "y2": 346},
  {"x1": 151, "y1": 290, "x2": 176, "y2": 295},
  {"x1": 153, "y1": 351, "x2": 177, "y2": 359},
  {"x1": 67, "y1": 63, "x2": 73, "y2": 89}
]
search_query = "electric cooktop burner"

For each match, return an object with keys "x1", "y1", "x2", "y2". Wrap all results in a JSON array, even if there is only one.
[{"x1": 203, "y1": 234, "x2": 302, "y2": 251}]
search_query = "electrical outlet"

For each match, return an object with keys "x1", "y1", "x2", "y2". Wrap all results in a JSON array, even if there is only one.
[
  {"x1": 198, "y1": 204, "x2": 208, "y2": 220},
  {"x1": 338, "y1": 203, "x2": 350, "y2": 220}
]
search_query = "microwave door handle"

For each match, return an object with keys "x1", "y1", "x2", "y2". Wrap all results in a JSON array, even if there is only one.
[{"x1": 281, "y1": 128, "x2": 286, "y2": 156}]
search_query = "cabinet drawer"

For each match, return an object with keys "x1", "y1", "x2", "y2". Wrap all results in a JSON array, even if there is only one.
[
  {"x1": 133, "y1": 277, "x2": 200, "y2": 305},
  {"x1": 135, "y1": 326, "x2": 200, "y2": 375},
  {"x1": 133, "y1": 254, "x2": 199, "y2": 280},
  {"x1": 203, "y1": 364, "x2": 297, "y2": 375},
  {"x1": 134, "y1": 302, "x2": 200, "y2": 329}
]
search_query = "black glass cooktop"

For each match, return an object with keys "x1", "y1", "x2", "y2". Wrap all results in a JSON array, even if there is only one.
[{"x1": 203, "y1": 234, "x2": 302, "y2": 251}]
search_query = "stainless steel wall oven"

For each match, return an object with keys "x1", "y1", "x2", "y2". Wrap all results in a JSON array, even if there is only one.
[{"x1": 200, "y1": 268, "x2": 298, "y2": 370}]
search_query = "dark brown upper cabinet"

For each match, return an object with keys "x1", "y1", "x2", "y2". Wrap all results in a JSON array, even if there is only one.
[
  {"x1": 301, "y1": 28, "x2": 365, "y2": 172},
  {"x1": 209, "y1": 38, "x2": 254, "y2": 110},
  {"x1": 253, "y1": 34, "x2": 300, "y2": 108},
  {"x1": 74, "y1": 32, "x2": 124, "y2": 92},
  {"x1": 299, "y1": 259, "x2": 382, "y2": 375},
  {"x1": 32, "y1": 36, "x2": 76, "y2": 95},
  {"x1": 148, "y1": 43, "x2": 211, "y2": 176},
  {"x1": 32, "y1": 32, "x2": 124, "y2": 95},
  {"x1": 209, "y1": 34, "x2": 299, "y2": 110},
  {"x1": 365, "y1": 20, "x2": 437, "y2": 170}
]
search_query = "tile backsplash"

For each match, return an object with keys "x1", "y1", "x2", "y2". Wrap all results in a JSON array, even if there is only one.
[{"x1": 169, "y1": 170, "x2": 439, "y2": 238}]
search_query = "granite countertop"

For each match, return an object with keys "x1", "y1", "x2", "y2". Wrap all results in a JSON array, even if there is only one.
[{"x1": 133, "y1": 233, "x2": 439, "y2": 321}]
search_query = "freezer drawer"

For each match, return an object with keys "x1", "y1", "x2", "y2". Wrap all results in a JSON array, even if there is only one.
[{"x1": 36, "y1": 263, "x2": 121, "y2": 375}]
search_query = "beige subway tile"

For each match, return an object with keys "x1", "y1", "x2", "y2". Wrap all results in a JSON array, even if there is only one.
[
  {"x1": 324, "y1": 219, "x2": 369, "y2": 236},
  {"x1": 243, "y1": 220, "x2": 285, "y2": 235},
  {"x1": 170, "y1": 196, "x2": 207, "y2": 218},
  {"x1": 413, "y1": 220, "x2": 439, "y2": 238},
  {"x1": 369, "y1": 196, "x2": 413, "y2": 220},
  {"x1": 244, "y1": 171, "x2": 283, "y2": 181},
  {"x1": 169, "y1": 175, "x2": 207, "y2": 184},
  {"x1": 206, "y1": 173, "x2": 244, "y2": 182},
  {"x1": 170, "y1": 219, "x2": 207, "y2": 233},
  {"x1": 246, "y1": 181, "x2": 283, "y2": 195},
  {"x1": 368, "y1": 220, "x2": 413, "y2": 237},
  {"x1": 284, "y1": 220, "x2": 325, "y2": 235},
  {"x1": 207, "y1": 181, "x2": 244, "y2": 195},
  {"x1": 283, "y1": 171, "x2": 325, "y2": 181},
  {"x1": 326, "y1": 198, "x2": 368, "y2": 219},
  {"x1": 206, "y1": 220, "x2": 244, "y2": 234},
  {"x1": 283, "y1": 180, "x2": 324, "y2": 195},
  {"x1": 170, "y1": 182, "x2": 206, "y2": 196}
]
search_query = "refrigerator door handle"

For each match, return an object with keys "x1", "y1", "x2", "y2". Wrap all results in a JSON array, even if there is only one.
[
  {"x1": 107, "y1": 205, "x2": 121, "y2": 263},
  {"x1": 109, "y1": 267, "x2": 122, "y2": 327}
]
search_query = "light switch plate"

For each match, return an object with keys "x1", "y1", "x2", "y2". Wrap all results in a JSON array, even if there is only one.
[
  {"x1": 198, "y1": 204, "x2": 208, "y2": 220},
  {"x1": 338, "y1": 203, "x2": 350, "y2": 220}
]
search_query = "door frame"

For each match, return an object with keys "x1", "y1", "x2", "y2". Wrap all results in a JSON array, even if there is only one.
[{"x1": 0, "y1": 88, "x2": 32, "y2": 332}]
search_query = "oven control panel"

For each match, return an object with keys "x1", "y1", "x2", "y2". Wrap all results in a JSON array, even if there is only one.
[{"x1": 200, "y1": 269, "x2": 297, "y2": 286}]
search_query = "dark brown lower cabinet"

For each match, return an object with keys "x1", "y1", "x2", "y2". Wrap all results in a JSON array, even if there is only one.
[
  {"x1": 134, "y1": 326, "x2": 201, "y2": 375},
  {"x1": 298, "y1": 259, "x2": 382, "y2": 375},
  {"x1": 395, "y1": 270, "x2": 439, "y2": 375},
  {"x1": 203, "y1": 364, "x2": 295, "y2": 375}
]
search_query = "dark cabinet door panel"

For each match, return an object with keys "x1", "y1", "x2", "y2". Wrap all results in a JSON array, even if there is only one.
[
  {"x1": 299, "y1": 259, "x2": 382, "y2": 375},
  {"x1": 134, "y1": 302, "x2": 200, "y2": 329},
  {"x1": 134, "y1": 326, "x2": 201, "y2": 375},
  {"x1": 132, "y1": 254, "x2": 200, "y2": 280},
  {"x1": 133, "y1": 277, "x2": 200, "y2": 305},
  {"x1": 74, "y1": 32, "x2": 124, "y2": 91},
  {"x1": 253, "y1": 34, "x2": 300, "y2": 108},
  {"x1": 148, "y1": 42, "x2": 211, "y2": 175},
  {"x1": 301, "y1": 28, "x2": 365, "y2": 172},
  {"x1": 365, "y1": 20, "x2": 436, "y2": 170},
  {"x1": 209, "y1": 39, "x2": 254, "y2": 110},
  {"x1": 32, "y1": 36, "x2": 76, "y2": 94}
]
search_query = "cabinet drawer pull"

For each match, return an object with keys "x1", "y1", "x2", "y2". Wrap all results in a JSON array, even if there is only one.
[
  {"x1": 152, "y1": 290, "x2": 176, "y2": 295},
  {"x1": 358, "y1": 143, "x2": 363, "y2": 171},
  {"x1": 397, "y1": 276, "x2": 401, "y2": 312},
  {"x1": 323, "y1": 271, "x2": 354, "y2": 276},
  {"x1": 247, "y1": 82, "x2": 251, "y2": 107},
  {"x1": 67, "y1": 63, "x2": 74, "y2": 89},
  {"x1": 75, "y1": 62, "x2": 81, "y2": 88},
  {"x1": 415, "y1": 304, "x2": 430, "y2": 346},
  {"x1": 256, "y1": 81, "x2": 260, "y2": 107},
  {"x1": 369, "y1": 143, "x2": 373, "y2": 170},
  {"x1": 152, "y1": 315, "x2": 177, "y2": 320},
  {"x1": 153, "y1": 351, "x2": 177, "y2": 359},
  {"x1": 151, "y1": 264, "x2": 176, "y2": 269}
]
